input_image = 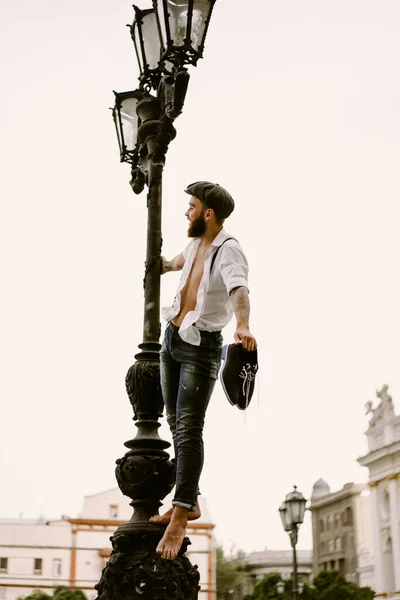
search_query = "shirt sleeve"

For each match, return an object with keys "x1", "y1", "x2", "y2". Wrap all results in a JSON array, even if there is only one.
[{"x1": 219, "y1": 242, "x2": 249, "y2": 294}]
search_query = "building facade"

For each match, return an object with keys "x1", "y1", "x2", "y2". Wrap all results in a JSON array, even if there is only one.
[
  {"x1": 309, "y1": 479, "x2": 374, "y2": 587},
  {"x1": 242, "y1": 548, "x2": 312, "y2": 594},
  {"x1": 358, "y1": 385, "x2": 400, "y2": 599},
  {"x1": 0, "y1": 488, "x2": 216, "y2": 600}
]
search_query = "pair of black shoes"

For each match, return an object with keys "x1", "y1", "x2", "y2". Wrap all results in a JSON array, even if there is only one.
[{"x1": 220, "y1": 344, "x2": 259, "y2": 410}]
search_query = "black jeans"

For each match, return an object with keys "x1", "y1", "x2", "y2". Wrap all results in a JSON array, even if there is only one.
[{"x1": 160, "y1": 322, "x2": 223, "y2": 511}]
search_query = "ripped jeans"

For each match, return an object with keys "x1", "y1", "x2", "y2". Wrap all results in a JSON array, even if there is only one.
[{"x1": 160, "y1": 322, "x2": 223, "y2": 511}]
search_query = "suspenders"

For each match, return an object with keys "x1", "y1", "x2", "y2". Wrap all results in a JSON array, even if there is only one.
[{"x1": 210, "y1": 237, "x2": 236, "y2": 273}]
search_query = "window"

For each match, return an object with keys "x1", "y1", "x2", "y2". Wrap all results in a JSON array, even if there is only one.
[
  {"x1": 341, "y1": 534, "x2": 347, "y2": 550},
  {"x1": 335, "y1": 537, "x2": 341, "y2": 551},
  {"x1": 328, "y1": 539, "x2": 334, "y2": 552},
  {"x1": 351, "y1": 556, "x2": 357, "y2": 573},
  {"x1": 109, "y1": 504, "x2": 118, "y2": 519},
  {"x1": 0, "y1": 558, "x2": 7, "y2": 573},
  {"x1": 34, "y1": 558, "x2": 42, "y2": 575},
  {"x1": 53, "y1": 559, "x2": 62, "y2": 577},
  {"x1": 339, "y1": 558, "x2": 345, "y2": 574},
  {"x1": 334, "y1": 513, "x2": 339, "y2": 529},
  {"x1": 326, "y1": 515, "x2": 332, "y2": 531},
  {"x1": 320, "y1": 541, "x2": 325, "y2": 553},
  {"x1": 320, "y1": 518, "x2": 325, "y2": 532},
  {"x1": 345, "y1": 507, "x2": 353, "y2": 526}
]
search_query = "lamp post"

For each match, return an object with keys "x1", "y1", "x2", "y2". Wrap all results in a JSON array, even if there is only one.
[
  {"x1": 95, "y1": 2, "x2": 217, "y2": 600},
  {"x1": 279, "y1": 486, "x2": 307, "y2": 600}
]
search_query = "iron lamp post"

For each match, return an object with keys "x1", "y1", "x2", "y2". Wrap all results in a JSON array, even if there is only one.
[
  {"x1": 279, "y1": 486, "x2": 307, "y2": 600},
  {"x1": 95, "y1": 3, "x2": 217, "y2": 600}
]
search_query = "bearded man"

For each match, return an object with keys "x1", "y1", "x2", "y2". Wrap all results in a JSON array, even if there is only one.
[{"x1": 149, "y1": 181, "x2": 257, "y2": 559}]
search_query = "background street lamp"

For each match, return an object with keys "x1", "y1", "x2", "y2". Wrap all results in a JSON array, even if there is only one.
[
  {"x1": 95, "y1": 2, "x2": 217, "y2": 600},
  {"x1": 276, "y1": 581, "x2": 304, "y2": 596},
  {"x1": 276, "y1": 581, "x2": 286, "y2": 594},
  {"x1": 279, "y1": 486, "x2": 307, "y2": 600}
]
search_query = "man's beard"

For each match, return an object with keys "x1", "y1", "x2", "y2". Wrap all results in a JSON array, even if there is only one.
[{"x1": 188, "y1": 212, "x2": 206, "y2": 237}]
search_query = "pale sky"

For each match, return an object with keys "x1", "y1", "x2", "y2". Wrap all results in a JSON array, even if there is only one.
[{"x1": 1, "y1": 0, "x2": 400, "y2": 555}]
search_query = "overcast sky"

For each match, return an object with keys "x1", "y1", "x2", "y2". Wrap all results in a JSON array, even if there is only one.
[{"x1": 1, "y1": 0, "x2": 400, "y2": 554}]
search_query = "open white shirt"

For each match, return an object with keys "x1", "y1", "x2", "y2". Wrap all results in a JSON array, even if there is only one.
[{"x1": 162, "y1": 229, "x2": 249, "y2": 346}]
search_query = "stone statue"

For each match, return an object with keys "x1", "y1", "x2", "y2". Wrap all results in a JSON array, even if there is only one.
[{"x1": 366, "y1": 384, "x2": 395, "y2": 428}]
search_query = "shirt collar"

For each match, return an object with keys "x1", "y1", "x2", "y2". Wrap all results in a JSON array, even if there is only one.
[
  {"x1": 210, "y1": 228, "x2": 230, "y2": 247},
  {"x1": 190, "y1": 228, "x2": 230, "y2": 250}
]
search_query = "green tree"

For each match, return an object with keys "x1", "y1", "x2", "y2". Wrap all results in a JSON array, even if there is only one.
[
  {"x1": 16, "y1": 591, "x2": 52, "y2": 600},
  {"x1": 53, "y1": 588, "x2": 87, "y2": 600},
  {"x1": 252, "y1": 573, "x2": 316, "y2": 600},
  {"x1": 252, "y1": 572, "x2": 282, "y2": 599},
  {"x1": 313, "y1": 570, "x2": 374, "y2": 600},
  {"x1": 216, "y1": 545, "x2": 250, "y2": 599},
  {"x1": 17, "y1": 587, "x2": 87, "y2": 600}
]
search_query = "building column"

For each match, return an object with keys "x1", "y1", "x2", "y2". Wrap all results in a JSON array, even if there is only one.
[
  {"x1": 370, "y1": 484, "x2": 384, "y2": 594},
  {"x1": 70, "y1": 526, "x2": 77, "y2": 588},
  {"x1": 388, "y1": 476, "x2": 400, "y2": 595}
]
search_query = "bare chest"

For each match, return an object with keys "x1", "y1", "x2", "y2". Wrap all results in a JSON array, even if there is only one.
[
  {"x1": 185, "y1": 249, "x2": 206, "y2": 292},
  {"x1": 179, "y1": 247, "x2": 207, "y2": 306}
]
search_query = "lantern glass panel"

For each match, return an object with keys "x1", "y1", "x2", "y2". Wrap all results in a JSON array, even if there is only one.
[
  {"x1": 191, "y1": 0, "x2": 213, "y2": 51},
  {"x1": 164, "y1": 0, "x2": 189, "y2": 47},
  {"x1": 286, "y1": 492, "x2": 307, "y2": 526},
  {"x1": 120, "y1": 96, "x2": 139, "y2": 152},
  {"x1": 138, "y1": 10, "x2": 161, "y2": 70},
  {"x1": 279, "y1": 502, "x2": 292, "y2": 532}
]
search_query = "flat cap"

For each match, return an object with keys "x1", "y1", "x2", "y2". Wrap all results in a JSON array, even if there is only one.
[{"x1": 184, "y1": 181, "x2": 235, "y2": 219}]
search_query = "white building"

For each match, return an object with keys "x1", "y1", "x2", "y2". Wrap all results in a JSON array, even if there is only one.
[
  {"x1": 0, "y1": 488, "x2": 216, "y2": 600},
  {"x1": 243, "y1": 548, "x2": 313, "y2": 587},
  {"x1": 358, "y1": 385, "x2": 400, "y2": 599}
]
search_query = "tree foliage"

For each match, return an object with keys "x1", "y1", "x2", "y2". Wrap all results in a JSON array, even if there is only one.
[
  {"x1": 313, "y1": 571, "x2": 374, "y2": 600},
  {"x1": 17, "y1": 587, "x2": 87, "y2": 600},
  {"x1": 216, "y1": 545, "x2": 250, "y2": 599},
  {"x1": 16, "y1": 592, "x2": 52, "y2": 600},
  {"x1": 244, "y1": 570, "x2": 374, "y2": 600}
]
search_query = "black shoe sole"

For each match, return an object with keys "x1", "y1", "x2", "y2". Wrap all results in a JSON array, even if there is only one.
[{"x1": 220, "y1": 360, "x2": 238, "y2": 407}]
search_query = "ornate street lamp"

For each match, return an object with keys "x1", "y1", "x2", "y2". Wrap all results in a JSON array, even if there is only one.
[
  {"x1": 112, "y1": 89, "x2": 143, "y2": 163},
  {"x1": 279, "y1": 486, "x2": 307, "y2": 600},
  {"x1": 130, "y1": 6, "x2": 163, "y2": 89},
  {"x1": 153, "y1": 0, "x2": 217, "y2": 68},
  {"x1": 95, "y1": 3, "x2": 218, "y2": 600}
]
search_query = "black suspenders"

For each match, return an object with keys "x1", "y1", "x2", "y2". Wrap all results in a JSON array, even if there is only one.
[{"x1": 210, "y1": 237, "x2": 236, "y2": 273}]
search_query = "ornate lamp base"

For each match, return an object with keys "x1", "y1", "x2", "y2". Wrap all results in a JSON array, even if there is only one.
[
  {"x1": 94, "y1": 349, "x2": 200, "y2": 600},
  {"x1": 95, "y1": 530, "x2": 200, "y2": 600}
]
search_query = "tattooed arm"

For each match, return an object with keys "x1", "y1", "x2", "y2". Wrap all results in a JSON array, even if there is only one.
[
  {"x1": 230, "y1": 286, "x2": 257, "y2": 351},
  {"x1": 161, "y1": 254, "x2": 184, "y2": 274}
]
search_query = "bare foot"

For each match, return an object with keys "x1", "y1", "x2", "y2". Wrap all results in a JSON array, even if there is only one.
[
  {"x1": 156, "y1": 507, "x2": 188, "y2": 560},
  {"x1": 150, "y1": 499, "x2": 201, "y2": 524}
]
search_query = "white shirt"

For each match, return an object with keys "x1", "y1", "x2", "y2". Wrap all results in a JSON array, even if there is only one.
[{"x1": 162, "y1": 229, "x2": 249, "y2": 346}]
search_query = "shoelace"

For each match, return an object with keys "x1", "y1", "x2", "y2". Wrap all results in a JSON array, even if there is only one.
[{"x1": 239, "y1": 363, "x2": 258, "y2": 408}]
